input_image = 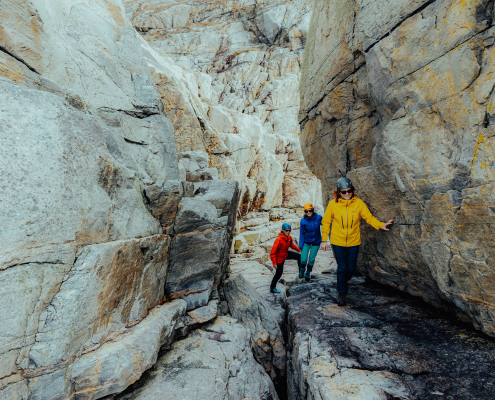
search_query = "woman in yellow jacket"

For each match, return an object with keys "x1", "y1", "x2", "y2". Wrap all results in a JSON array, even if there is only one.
[{"x1": 321, "y1": 177, "x2": 393, "y2": 306}]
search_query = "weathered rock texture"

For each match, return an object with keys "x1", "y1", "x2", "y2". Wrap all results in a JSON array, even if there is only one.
[
  {"x1": 116, "y1": 317, "x2": 280, "y2": 400},
  {"x1": 224, "y1": 274, "x2": 286, "y2": 384},
  {"x1": 124, "y1": 0, "x2": 323, "y2": 213},
  {"x1": 300, "y1": 0, "x2": 495, "y2": 336},
  {"x1": 287, "y1": 275, "x2": 495, "y2": 400},
  {"x1": 0, "y1": 0, "x2": 239, "y2": 398}
]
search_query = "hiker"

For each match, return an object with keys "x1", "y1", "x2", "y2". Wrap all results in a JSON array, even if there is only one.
[
  {"x1": 321, "y1": 177, "x2": 393, "y2": 306},
  {"x1": 270, "y1": 222, "x2": 301, "y2": 294},
  {"x1": 299, "y1": 203, "x2": 322, "y2": 282}
]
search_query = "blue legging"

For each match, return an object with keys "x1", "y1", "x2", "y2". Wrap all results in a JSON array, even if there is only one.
[
  {"x1": 300, "y1": 243, "x2": 320, "y2": 272},
  {"x1": 332, "y1": 245, "x2": 360, "y2": 294}
]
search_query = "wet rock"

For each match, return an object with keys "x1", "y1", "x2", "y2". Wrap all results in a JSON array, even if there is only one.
[
  {"x1": 224, "y1": 274, "x2": 286, "y2": 383},
  {"x1": 120, "y1": 316, "x2": 280, "y2": 400},
  {"x1": 300, "y1": 0, "x2": 495, "y2": 335},
  {"x1": 287, "y1": 276, "x2": 495, "y2": 400}
]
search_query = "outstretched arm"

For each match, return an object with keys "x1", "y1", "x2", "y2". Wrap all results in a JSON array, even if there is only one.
[{"x1": 361, "y1": 201, "x2": 393, "y2": 230}]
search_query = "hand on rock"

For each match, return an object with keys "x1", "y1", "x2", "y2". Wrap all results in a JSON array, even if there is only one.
[{"x1": 382, "y1": 219, "x2": 394, "y2": 231}]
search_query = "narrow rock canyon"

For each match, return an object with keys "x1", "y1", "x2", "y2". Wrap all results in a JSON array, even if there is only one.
[{"x1": 1, "y1": 1, "x2": 495, "y2": 399}]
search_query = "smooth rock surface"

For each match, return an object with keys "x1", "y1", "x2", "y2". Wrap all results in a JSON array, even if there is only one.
[
  {"x1": 0, "y1": 300, "x2": 186, "y2": 400},
  {"x1": 118, "y1": 316, "x2": 280, "y2": 400},
  {"x1": 29, "y1": 235, "x2": 171, "y2": 368},
  {"x1": 300, "y1": 0, "x2": 495, "y2": 335}
]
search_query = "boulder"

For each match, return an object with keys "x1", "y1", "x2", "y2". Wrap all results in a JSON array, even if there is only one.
[
  {"x1": 165, "y1": 180, "x2": 241, "y2": 308},
  {"x1": 224, "y1": 274, "x2": 286, "y2": 383},
  {"x1": 299, "y1": 0, "x2": 495, "y2": 336},
  {"x1": 120, "y1": 317, "x2": 279, "y2": 400},
  {"x1": 29, "y1": 235, "x2": 171, "y2": 368},
  {"x1": 173, "y1": 197, "x2": 220, "y2": 234},
  {"x1": 8, "y1": 300, "x2": 187, "y2": 400}
]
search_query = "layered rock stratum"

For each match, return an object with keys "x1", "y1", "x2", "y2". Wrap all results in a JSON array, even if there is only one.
[{"x1": 300, "y1": 0, "x2": 495, "y2": 336}]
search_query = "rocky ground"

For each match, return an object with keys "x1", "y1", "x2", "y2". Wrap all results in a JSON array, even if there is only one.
[
  {"x1": 97, "y1": 220, "x2": 495, "y2": 400},
  {"x1": 229, "y1": 241, "x2": 495, "y2": 400}
]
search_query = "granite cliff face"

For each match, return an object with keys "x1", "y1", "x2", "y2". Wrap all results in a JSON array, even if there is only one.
[
  {"x1": 124, "y1": 0, "x2": 323, "y2": 214},
  {"x1": 0, "y1": 0, "x2": 277, "y2": 398},
  {"x1": 299, "y1": 0, "x2": 495, "y2": 336},
  {"x1": 0, "y1": 0, "x2": 325, "y2": 398}
]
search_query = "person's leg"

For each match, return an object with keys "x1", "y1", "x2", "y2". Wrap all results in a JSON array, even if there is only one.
[
  {"x1": 270, "y1": 261, "x2": 285, "y2": 290},
  {"x1": 332, "y1": 245, "x2": 347, "y2": 294},
  {"x1": 286, "y1": 251, "x2": 301, "y2": 267},
  {"x1": 300, "y1": 243, "x2": 311, "y2": 267},
  {"x1": 306, "y1": 245, "x2": 320, "y2": 273},
  {"x1": 344, "y1": 245, "x2": 360, "y2": 291},
  {"x1": 299, "y1": 244, "x2": 310, "y2": 278}
]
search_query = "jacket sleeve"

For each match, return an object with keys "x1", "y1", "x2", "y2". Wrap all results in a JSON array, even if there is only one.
[
  {"x1": 270, "y1": 238, "x2": 280, "y2": 265},
  {"x1": 321, "y1": 202, "x2": 333, "y2": 242},
  {"x1": 290, "y1": 239, "x2": 301, "y2": 252},
  {"x1": 299, "y1": 219, "x2": 305, "y2": 250},
  {"x1": 360, "y1": 200, "x2": 384, "y2": 230}
]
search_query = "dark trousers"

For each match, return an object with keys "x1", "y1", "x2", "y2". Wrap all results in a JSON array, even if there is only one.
[
  {"x1": 332, "y1": 245, "x2": 360, "y2": 294},
  {"x1": 270, "y1": 251, "x2": 301, "y2": 289}
]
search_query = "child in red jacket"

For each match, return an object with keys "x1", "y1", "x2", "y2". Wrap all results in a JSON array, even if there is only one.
[{"x1": 270, "y1": 223, "x2": 301, "y2": 293}]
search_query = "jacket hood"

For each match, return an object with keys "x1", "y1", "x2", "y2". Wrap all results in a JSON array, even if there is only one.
[{"x1": 278, "y1": 232, "x2": 291, "y2": 240}]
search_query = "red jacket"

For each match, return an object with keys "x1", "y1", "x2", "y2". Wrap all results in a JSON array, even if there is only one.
[{"x1": 270, "y1": 232, "x2": 301, "y2": 265}]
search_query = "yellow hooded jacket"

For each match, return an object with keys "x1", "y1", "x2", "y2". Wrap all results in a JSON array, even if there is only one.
[{"x1": 321, "y1": 197, "x2": 384, "y2": 247}]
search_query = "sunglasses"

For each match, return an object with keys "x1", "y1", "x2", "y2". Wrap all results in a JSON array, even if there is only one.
[
  {"x1": 304, "y1": 209, "x2": 314, "y2": 214},
  {"x1": 283, "y1": 229, "x2": 291, "y2": 232},
  {"x1": 340, "y1": 189, "x2": 352, "y2": 194}
]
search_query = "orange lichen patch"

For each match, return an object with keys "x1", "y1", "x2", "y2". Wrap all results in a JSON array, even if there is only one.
[
  {"x1": 106, "y1": 2, "x2": 126, "y2": 27},
  {"x1": 0, "y1": 53, "x2": 28, "y2": 84},
  {"x1": 75, "y1": 232, "x2": 111, "y2": 245}
]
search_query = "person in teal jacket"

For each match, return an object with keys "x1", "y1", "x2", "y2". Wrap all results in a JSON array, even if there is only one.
[{"x1": 299, "y1": 203, "x2": 323, "y2": 282}]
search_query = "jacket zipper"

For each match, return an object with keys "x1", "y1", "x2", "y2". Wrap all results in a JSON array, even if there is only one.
[{"x1": 346, "y1": 203, "x2": 348, "y2": 247}]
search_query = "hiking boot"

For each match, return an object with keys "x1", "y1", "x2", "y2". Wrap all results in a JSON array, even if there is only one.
[
  {"x1": 337, "y1": 292, "x2": 347, "y2": 307},
  {"x1": 299, "y1": 267, "x2": 305, "y2": 279},
  {"x1": 270, "y1": 287, "x2": 281, "y2": 294},
  {"x1": 304, "y1": 271, "x2": 311, "y2": 282}
]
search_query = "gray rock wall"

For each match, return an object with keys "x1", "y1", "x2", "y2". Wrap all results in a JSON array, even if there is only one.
[
  {"x1": 299, "y1": 0, "x2": 495, "y2": 335},
  {"x1": 0, "y1": 0, "x2": 241, "y2": 398}
]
